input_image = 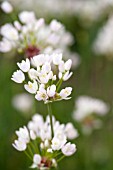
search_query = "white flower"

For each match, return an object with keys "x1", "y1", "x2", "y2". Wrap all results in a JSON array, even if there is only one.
[
  {"x1": 62, "y1": 143, "x2": 76, "y2": 156},
  {"x1": 63, "y1": 71, "x2": 73, "y2": 81},
  {"x1": 58, "y1": 60, "x2": 65, "y2": 73},
  {"x1": 52, "y1": 53, "x2": 62, "y2": 65},
  {"x1": 12, "y1": 140, "x2": 27, "y2": 151},
  {"x1": 64, "y1": 59, "x2": 72, "y2": 71},
  {"x1": 28, "y1": 68, "x2": 38, "y2": 80},
  {"x1": 1, "y1": 1, "x2": 13, "y2": 13},
  {"x1": 1, "y1": 24, "x2": 18, "y2": 41},
  {"x1": 30, "y1": 130, "x2": 37, "y2": 140},
  {"x1": 19, "y1": 11, "x2": 36, "y2": 24},
  {"x1": 24, "y1": 81, "x2": 38, "y2": 94},
  {"x1": 12, "y1": 93, "x2": 33, "y2": 113},
  {"x1": 65, "y1": 123, "x2": 79, "y2": 140},
  {"x1": 50, "y1": 20, "x2": 63, "y2": 32},
  {"x1": 31, "y1": 154, "x2": 41, "y2": 169},
  {"x1": 11, "y1": 70, "x2": 25, "y2": 83},
  {"x1": 38, "y1": 72, "x2": 49, "y2": 84},
  {"x1": 47, "y1": 85, "x2": 56, "y2": 97},
  {"x1": 35, "y1": 85, "x2": 48, "y2": 101},
  {"x1": 0, "y1": 38, "x2": 12, "y2": 52},
  {"x1": 73, "y1": 96, "x2": 110, "y2": 122},
  {"x1": 51, "y1": 132, "x2": 67, "y2": 151},
  {"x1": 16, "y1": 126, "x2": 30, "y2": 143},
  {"x1": 59, "y1": 87, "x2": 72, "y2": 99},
  {"x1": 17, "y1": 59, "x2": 30, "y2": 72},
  {"x1": 31, "y1": 54, "x2": 45, "y2": 67},
  {"x1": 42, "y1": 62, "x2": 51, "y2": 73},
  {"x1": 14, "y1": 21, "x2": 22, "y2": 31}
]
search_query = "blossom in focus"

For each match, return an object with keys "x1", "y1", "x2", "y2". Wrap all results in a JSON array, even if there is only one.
[
  {"x1": 73, "y1": 96, "x2": 110, "y2": 134},
  {"x1": 11, "y1": 70, "x2": 25, "y2": 83},
  {"x1": 11, "y1": 53, "x2": 73, "y2": 103},
  {"x1": 12, "y1": 113, "x2": 78, "y2": 169}
]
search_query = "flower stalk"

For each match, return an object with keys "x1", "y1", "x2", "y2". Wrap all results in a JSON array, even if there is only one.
[{"x1": 47, "y1": 103, "x2": 54, "y2": 138}]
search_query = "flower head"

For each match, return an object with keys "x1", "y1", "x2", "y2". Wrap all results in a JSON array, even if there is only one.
[
  {"x1": 11, "y1": 53, "x2": 73, "y2": 103},
  {"x1": 12, "y1": 113, "x2": 78, "y2": 169}
]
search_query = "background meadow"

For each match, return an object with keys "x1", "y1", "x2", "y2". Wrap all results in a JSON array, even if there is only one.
[{"x1": 0, "y1": 0, "x2": 113, "y2": 170}]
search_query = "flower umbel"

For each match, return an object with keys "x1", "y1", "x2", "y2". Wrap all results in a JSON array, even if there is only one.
[
  {"x1": 12, "y1": 113, "x2": 78, "y2": 169},
  {"x1": 11, "y1": 53, "x2": 73, "y2": 103}
]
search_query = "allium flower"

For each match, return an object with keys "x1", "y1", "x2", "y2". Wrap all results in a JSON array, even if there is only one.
[
  {"x1": 11, "y1": 70, "x2": 25, "y2": 83},
  {"x1": 93, "y1": 15, "x2": 113, "y2": 57},
  {"x1": 11, "y1": 53, "x2": 73, "y2": 103},
  {"x1": 0, "y1": 10, "x2": 80, "y2": 67},
  {"x1": 12, "y1": 113, "x2": 78, "y2": 169},
  {"x1": 12, "y1": 93, "x2": 34, "y2": 114},
  {"x1": 73, "y1": 96, "x2": 110, "y2": 134},
  {"x1": 1, "y1": 1, "x2": 13, "y2": 13},
  {"x1": 62, "y1": 142, "x2": 77, "y2": 156}
]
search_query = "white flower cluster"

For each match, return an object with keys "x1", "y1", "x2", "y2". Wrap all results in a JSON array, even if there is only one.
[
  {"x1": 93, "y1": 15, "x2": 113, "y2": 57},
  {"x1": 11, "y1": 53, "x2": 73, "y2": 103},
  {"x1": 0, "y1": 10, "x2": 80, "y2": 67},
  {"x1": 13, "y1": 113, "x2": 78, "y2": 169},
  {"x1": 73, "y1": 96, "x2": 109, "y2": 134}
]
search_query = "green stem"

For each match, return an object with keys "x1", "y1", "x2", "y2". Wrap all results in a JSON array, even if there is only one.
[
  {"x1": 57, "y1": 155, "x2": 65, "y2": 163},
  {"x1": 57, "y1": 79, "x2": 63, "y2": 92},
  {"x1": 24, "y1": 150, "x2": 32, "y2": 161},
  {"x1": 47, "y1": 103, "x2": 54, "y2": 138}
]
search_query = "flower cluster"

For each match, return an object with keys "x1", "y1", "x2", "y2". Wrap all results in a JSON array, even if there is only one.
[
  {"x1": 73, "y1": 96, "x2": 109, "y2": 134},
  {"x1": 0, "y1": 10, "x2": 80, "y2": 67},
  {"x1": 93, "y1": 15, "x2": 113, "y2": 57},
  {"x1": 11, "y1": 53, "x2": 73, "y2": 103},
  {"x1": 13, "y1": 113, "x2": 78, "y2": 169}
]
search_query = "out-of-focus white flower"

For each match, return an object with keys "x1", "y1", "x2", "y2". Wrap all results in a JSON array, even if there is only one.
[
  {"x1": 73, "y1": 96, "x2": 110, "y2": 135},
  {"x1": 73, "y1": 96, "x2": 110, "y2": 121},
  {"x1": 11, "y1": 70, "x2": 25, "y2": 83},
  {"x1": 59, "y1": 87, "x2": 72, "y2": 100},
  {"x1": 50, "y1": 20, "x2": 63, "y2": 32},
  {"x1": 12, "y1": 140, "x2": 27, "y2": 151},
  {"x1": 31, "y1": 154, "x2": 41, "y2": 168},
  {"x1": 0, "y1": 38, "x2": 12, "y2": 52},
  {"x1": 1, "y1": 1, "x2": 13, "y2": 13},
  {"x1": 93, "y1": 15, "x2": 113, "y2": 56},
  {"x1": 12, "y1": 93, "x2": 34, "y2": 113},
  {"x1": 1, "y1": 24, "x2": 18, "y2": 41},
  {"x1": 65, "y1": 123, "x2": 79, "y2": 140},
  {"x1": 62, "y1": 142, "x2": 76, "y2": 156},
  {"x1": 0, "y1": 11, "x2": 80, "y2": 66},
  {"x1": 30, "y1": 130, "x2": 37, "y2": 140},
  {"x1": 24, "y1": 81, "x2": 38, "y2": 94},
  {"x1": 52, "y1": 53, "x2": 62, "y2": 65},
  {"x1": 19, "y1": 11, "x2": 36, "y2": 24},
  {"x1": 17, "y1": 58, "x2": 30, "y2": 72}
]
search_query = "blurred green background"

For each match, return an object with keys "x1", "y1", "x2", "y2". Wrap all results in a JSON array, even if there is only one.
[{"x1": 0, "y1": 1, "x2": 113, "y2": 170}]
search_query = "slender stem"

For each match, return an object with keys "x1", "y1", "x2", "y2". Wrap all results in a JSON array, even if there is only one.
[
  {"x1": 47, "y1": 103, "x2": 54, "y2": 138},
  {"x1": 57, "y1": 155, "x2": 65, "y2": 163},
  {"x1": 24, "y1": 150, "x2": 32, "y2": 161}
]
